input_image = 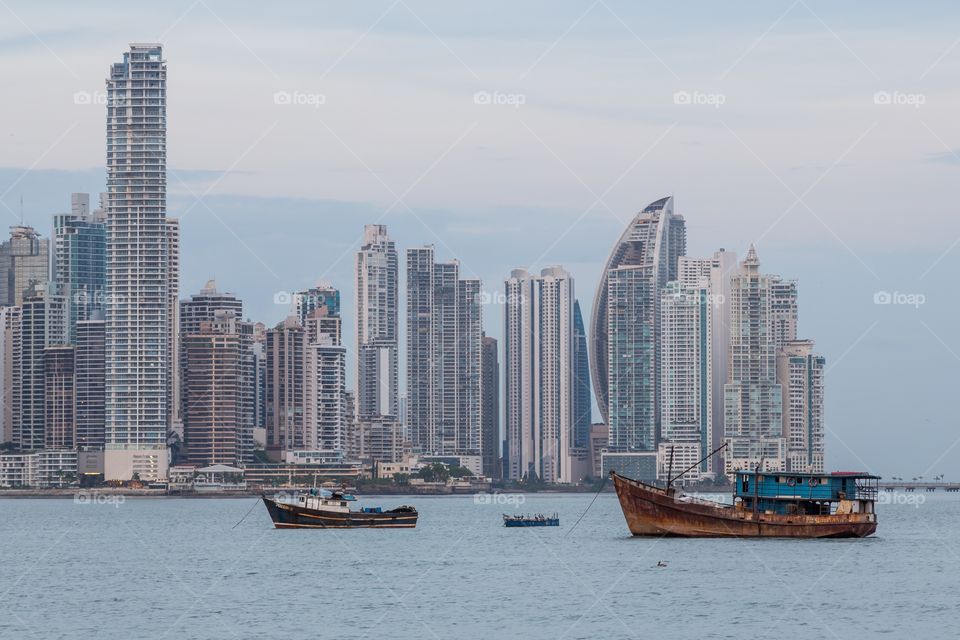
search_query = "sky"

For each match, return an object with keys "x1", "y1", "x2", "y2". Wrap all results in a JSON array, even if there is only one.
[{"x1": 1, "y1": 0, "x2": 959, "y2": 477}]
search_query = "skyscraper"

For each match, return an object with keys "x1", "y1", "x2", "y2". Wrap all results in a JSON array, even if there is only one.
[
  {"x1": 356, "y1": 225, "x2": 399, "y2": 422},
  {"x1": 678, "y1": 249, "x2": 738, "y2": 473},
  {"x1": 723, "y1": 246, "x2": 785, "y2": 474},
  {"x1": 265, "y1": 317, "x2": 306, "y2": 459},
  {"x1": 14, "y1": 285, "x2": 68, "y2": 450},
  {"x1": 406, "y1": 246, "x2": 482, "y2": 456},
  {"x1": 304, "y1": 308, "x2": 347, "y2": 454},
  {"x1": 658, "y1": 280, "x2": 712, "y2": 481},
  {"x1": 591, "y1": 196, "x2": 685, "y2": 452},
  {"x1": 44, "y1": 345, "x2": 76, "y2": 449},
  {"x1": 104, "y1": 43, "x2": 170, "y2": 481},
  {"x1": 166, "y1": 218, "x2": 180, "y2": 433},
  {"x1": 503, "y1": 267, "x2": 575, "y2": 483},
  {"x1": 0, "y1": 307, "x2": 20, "y2": 444},
  {"x1": 480, "y1": 334, "x2": 500, "y2": 479},
  {"x1": 770, "y1": 277, "x2": 799, "y2": 348},
  {"x1": 52, "y1": 193, "x2": 106, "y2": 344},
  {"x1": 572, "y1": 300, "x2": 591, "y2": 448},
  {"x1": 0, "y1": 226, "x2": 49, "y2": 307},
  {"x1": 294, "y1": 283, "x2": 339, "y2": 328},
  {"x1": 75, "y1": 317, "x2": 106, "y2": 448},
  {"x1": 777, "y1": 340, "x2": 825, "y2": 474}
]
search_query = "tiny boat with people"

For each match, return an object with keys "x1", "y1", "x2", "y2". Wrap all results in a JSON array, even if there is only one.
[
  {"x1": 503, "y1": 513, "x2": 560, "y2": 527},
  {"x1": 262, "y1": 488, "x2": 418, "y2": 529}
]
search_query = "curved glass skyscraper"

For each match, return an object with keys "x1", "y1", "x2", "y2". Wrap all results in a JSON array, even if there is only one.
[{"x1": 589, "y1": 196, "x2": 685, "y2": 450}]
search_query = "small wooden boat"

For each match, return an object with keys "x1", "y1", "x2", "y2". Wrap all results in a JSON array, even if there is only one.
[
  {"x1": 262, "y1": 489, "x2": 417, "y2": 529},
  {"x1": 611, "y1": 469, "x2": 878, "y2": 538},
  {"x1": 503, "y1": 513, "x2": 559, "y2": 527}
]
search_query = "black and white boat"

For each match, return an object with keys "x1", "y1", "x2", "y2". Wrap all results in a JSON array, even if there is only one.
[{"x1": 262, "y1": 489, "x2": 418, "y2": 529}]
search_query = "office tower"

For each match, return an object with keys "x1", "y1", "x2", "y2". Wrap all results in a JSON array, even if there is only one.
[
  {"x1": 480, "y1": 334, "x2": 500, "y2": 479},
  {"x1": 52, "y1": 193, "x2": 107, "y2": 343},
  {"x1": 591, "y1": 196, "x2": 685, "y2": 452},
  {"x1": 572, "y1": 300, "x2": 591, "y2": 448},
  {"x1": 44, "y1": 346, "x2": 76, "y2": 449},
  {"x1": 777, "y1": 340, "x2": 825, "y2": 474},
  {"x1": 355, "y1": 225, "x2": 399, "y2": 422},
  {"x1": 75, "y1": 317, "x2": 106, "y2": 447},
  {"x1": 771, "y1": 277, "x2": 798, "y2": 348},
  {"x1": 678, "y1": 249, "x2": 738, "y2": 473},
  {"x1": 304, "y1": 309, "x2": 347, "y2": 453},
  {"x1": 265, "y1": 317, "x2": 306, "y2": 459},
  {"x1": 252, "y1": 323, "x2": 266, "y2": 431},
  {"x1": 294, "y1": 283, "x2": 339, "y2": 328},
  {"x1": 723, "y1": 246, "x2": 785, "y2": 474},
  {"x1": 658, "y1": 281, "x2": 712, "y2": 481},
  {"x1": 104, "y1": 43, "x2": 169, "y2": 481},
  {"x1": 0, "y1": 226, "x2": 49, "y2": 306},
  {"x1": 14, "y1": 285, "x2": 68, "y2": 450},
  {"x1": 503, "y1": 267, "x2": 575, "y2": 483},
  {"x1": 0, "y1": 307, "x2": 19, "y2": 443},
  {"x1": 406, "y1": 246, "x2": 482, "y2": 456},
  {"x1": 166, "y1": 218, "x2": 180, "y2": 432}
]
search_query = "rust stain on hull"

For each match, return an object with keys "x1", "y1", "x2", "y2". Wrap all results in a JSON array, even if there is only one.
[{"x1": 612, "y1": 472, "x2": 877, "y2": 538}]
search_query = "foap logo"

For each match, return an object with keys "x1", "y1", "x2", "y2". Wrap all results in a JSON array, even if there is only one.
[
  {"x1": 873, "y1": 290, "x2": 925, "y2": 308},
  {"x1": 273, "y1": 290, "x2": 293, "y2": 305},
  {"x1": 73, "y1": 90, "x2": 108, "y2": 106},
  {"x1": 473, "y1": 90, "x2": 526, "y2": 108},
  {"x1": 473, "y1": 492, "x2": 526, "y2": 507},
  {"x1": 273, "y1": 90, "x2": 326, "y2": 108},
  {"x1": 673, "y1": 90, "x2": 726, "y2": 108},
  {"x1": 74, "y1": 492, "x2": 125, "y2": 508},
  {"x1": 474, "y1": 290, "x2": 526, "y2": 306},
  {"x1": 877, "y1": 491, "x2": 925, "y2": 508},
  {"x1": 873, "y1": 90, "x2": 925, "y2": 108}
]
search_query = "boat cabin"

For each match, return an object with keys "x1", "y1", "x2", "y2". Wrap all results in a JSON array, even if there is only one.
[
  {"x1": 734, "y1": 471, "x2": 879, "y2": 516},
  {"x1": 278, "y1": 488, "x2": 357, "y2": 513}
]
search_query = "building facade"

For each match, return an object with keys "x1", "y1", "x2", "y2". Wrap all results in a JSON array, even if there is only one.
[
  {"x1": 572, "y1": 300, "x2": 592, "y2": 449},
  {"x1": 592, "y1": 196, "x2": 686, "y2": 455},
  {"x1": 406, "y1": 246, "x2": 482, "y2": 456},
  {"x1": 503, "y1": 267, "x2": 575, "y2": 483},
  {"x1": 723, "y1": 246, "x2": 785, "y2": 474},
  {"x1": 777, "y1": 340, "x2": 825, "y2": 473},
  {"x1": 0, "y1": 226, "x2": 49, "y2": 307},
  {"x1": 355, "y1": 225, "x2": 399, "y2": 422},
  {"x1": 52, "y1": 193, "x2": 107, "y2": 344},
  {"x1": 44, "y1": 345, "x2": 76, "y2": 449},
  {"x1": 75, "y1": 318, "x2": 106, "y2": 447},
  {"x1": 104, "y1": 43, "x2": 170, "y2": 481},
  {"x1": 480, "y1": 334, "x2": 500, "y2": 479}
]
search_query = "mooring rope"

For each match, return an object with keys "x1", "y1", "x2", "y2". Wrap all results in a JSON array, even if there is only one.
[{"x1": 565, "y1": 476, "x2": 608, "y2": 537}]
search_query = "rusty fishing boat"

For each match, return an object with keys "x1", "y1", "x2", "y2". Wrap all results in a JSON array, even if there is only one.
[{"x1": 611, "y1": 467, "x2": 879, "y2": 538}]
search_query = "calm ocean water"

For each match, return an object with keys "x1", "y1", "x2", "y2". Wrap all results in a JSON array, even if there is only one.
[{"x1": 0, "y1": 491, "x2": 956, "y2": 639}]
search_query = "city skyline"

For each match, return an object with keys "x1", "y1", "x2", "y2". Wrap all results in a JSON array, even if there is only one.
[{"x1": 0, "y1": 4, "x2": 958, "y2": 476}]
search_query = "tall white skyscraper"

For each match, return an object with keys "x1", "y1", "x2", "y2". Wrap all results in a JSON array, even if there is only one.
[
  {"x1": 723, "y1": 246, "x2": 785, "y2": 474},
  {"x1": 406, "y1": 246, "x2": 482, "y2": 456},
  {"x1": 503, "y1": 267, "x2": 574, "y2": 483},
  {"x1": 104, "y1": 44, "x2": 170, "y2": 481},
  {"x1": 658, "y1": 280, "x2": 712, "y2": 482},
  {"x1": 678, "y1": 248, "x2": 737, "y2": 473},
  {"x1": 355, "y1": 225, "x2": 399, "y2": 422}
]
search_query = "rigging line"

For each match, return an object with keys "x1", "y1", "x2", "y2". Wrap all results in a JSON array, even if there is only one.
[
  {"x1": 565, "y1": 476, "x2": 607, "y2": 538},
  {"x1": 232, "y1": 496, "x2": 262, "y2": 529}
]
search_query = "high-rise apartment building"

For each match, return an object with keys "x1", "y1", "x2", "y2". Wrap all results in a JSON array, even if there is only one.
[
  {"x1": 480, "y1": 334, "x2": 500, "y2": 479},
  {"x1": 356, "y1": 225, "x2": 399, "y2": 422},
  {"x1": 75, "y1": 317, "x2": 106, "y2": 447},
  {"x1": 265, "y1": 317, "x2": 306, "y2": 459},
  {"x1": 0, "y1": 226, "x2": 49, "y2": 307},
  {"x1": 677, "y1": 249, "x2": 738, "y2": 473},
  {"x1": 104, "y1": 43, "x2": 170, "y2": 481},
  {"x1": 0, "y1": 307, "x2": 19, "y2": 444},
  {"x1": 44, "y1": 345, "x2": 76, "y2": 449},
  {"x1": 503, "y1": 267, "x2": 575, "y2": 483},
  {"x1": 406, "y1": 246, "x2": 482, "y2": 456},
  {"x1": 771, "y1": 277, "x2": 799, "y2": 348},
  {"x1": 14, "y1": 285, "x2": 68, "y2": 450},
  {"x1": 777, "y1": 340, "x2": 825, "y2": 474},
  {"x1": 166, "y1": 218, "x2": 180, "y2": 432},
  {"x1": 304, "y1": 309, "x2": 347, "y2": 453},
  {"x1": 723, "y1": 246, "x2": 785, "y2": 474},
  {"x1": 52, "y1": 193, "x2": 107, "y2": 343},
  {"x1": 658, "y1": 281, "x2": 712, "y2": 481},
  {"x1": 591, "y1": 196, "x2": 685, "y2": 453},
  {"x1": 294, "y1": 284, "x2": 339, "y2": 328}
]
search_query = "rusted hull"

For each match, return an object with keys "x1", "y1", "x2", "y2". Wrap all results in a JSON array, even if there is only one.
[{"x1": 611, "y1": 472, "x2": 877, "y2": 538}]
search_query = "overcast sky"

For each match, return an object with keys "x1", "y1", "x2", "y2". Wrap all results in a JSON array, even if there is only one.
[{"x1": 2, "y1": 0, "x2": 959, "y2": 476}]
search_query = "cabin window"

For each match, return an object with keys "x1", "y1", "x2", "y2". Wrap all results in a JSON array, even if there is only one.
[{"x1": 743, "y1": 478, "x2": 750, "y2": 492}]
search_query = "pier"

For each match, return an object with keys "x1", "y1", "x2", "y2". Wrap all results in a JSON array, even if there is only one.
[{"x1": 879, "y1": 482, "x2": 960, "y2": 492}]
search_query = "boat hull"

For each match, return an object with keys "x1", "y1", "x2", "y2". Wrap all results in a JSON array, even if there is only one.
[
  {"x1": 262, "y1": 497, "x2": 418, "y2": 529},
  {"x1": 611, "y1": 472, "x2": 876, "y2": 538}
]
